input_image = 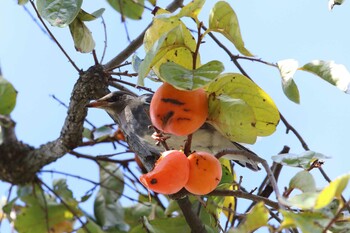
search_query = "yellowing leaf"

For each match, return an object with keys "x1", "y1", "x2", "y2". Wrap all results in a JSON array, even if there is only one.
[
  {"x1": 78, "y1": 8, "x2": 105, "y2": 21},
  {"x1": 177, "y1": 0, "x2": 205, "y2": 19},
  {"x1": 277, "y1": 59, "x2": 300, "y2": 104},
  {"x1": 209, "y1": 1, "x2": 253, "y2": 57},
  {"x1": 107, "y1": 0, "x2": 144, "y2": 20},
  {"x1": 69, "y1": 18, "x2": 95, "y2": 53},
  {"x1": 140, "y1": 9, "x2": 199, "y2": 85},
  {"x1": 36, "y1": 0, "x2": 83, "y2": 27},
  {"x1": 139, "y1": 25, "x2": 197, "y2": 85},
  {"x1": 301, "y1": 60, "x2": 350, "y2": 93},
  {"x1": 279, "y1": 210, "x2": 329, "y2": 233},
  {"x1": 229, "y1": 202, "x2": 269, "y2": 233},
  {"x1": 315, "y1": 173, "x2": 350, "y2": 209},
  {"x1": 159, "y1": 60, "x2": 224, "y2": 90},
  {"x1": 207, "y1": 73, "x2": 280, "y2": 144}
]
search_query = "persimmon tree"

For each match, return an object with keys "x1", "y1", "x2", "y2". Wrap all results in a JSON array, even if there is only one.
[{"x1": 1, "y1": 0, "x2": 350, "y2": 232}]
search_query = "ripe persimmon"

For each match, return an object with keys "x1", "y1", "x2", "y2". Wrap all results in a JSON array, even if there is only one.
[
  {"x1": 139, "y1": 150, "x2": 189, "y2": 194},
  {"x1": 185, "y1": 151, "x2": 222, "y2": 195},
  {"x1": 150, "y1": 82, "x2": 208, "y2": 136}
]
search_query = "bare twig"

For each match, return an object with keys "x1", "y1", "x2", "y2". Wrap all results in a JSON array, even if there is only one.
[{"x1": 29, "y1": 0, "x2": 81, "y2": 73}]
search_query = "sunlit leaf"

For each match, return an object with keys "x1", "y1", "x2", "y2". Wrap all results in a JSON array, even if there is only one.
[
  {"x1": 229, "y1": 202, "x2": 269, "y2": 233},
  {"x1": 159, "y1": 60, "x2": 224, "y2": 90},
  {"x1": 315, "y1": 173, "x2": 350, "y2": 209},
  {"x1": 0, "y1": 76, "x2": 17, "y2": 115},
  {"x1": 209, "y1": 1, "x2": 253, "y2": 57},
  {"x1": 107, "y1": 0, "x2": 144, "y2": 20},
  {"x1": 36, "y1": 0, "x2": 83, "y2": 27},
  {"x1": 289, "y1": 171, "x2": 316, "y2": 193},
  {"x1": 138, "y1": 25, "x2": 196, "y2": 85},
  {"x1": 329, "y1": 0, "x2": 345, "y2": 10},
  {"x1": 140, "y1": 9, "x2": 199, "y2": 85},
  {"x1": 207, "y1": 73, "x2": 280, "y2": 144},
  {"x1": 94, "y1": 162, "x2": 127, "y2": 230},
  {"x1": 78, "y1": 8, "x2": 105, "y2": 21},
  {"x1": 272, "y1": 151, "x2": 330, "y2": 169},
  {"x1": 177, "y1": 0, "x2": 205, "y2": 19},
  {"x1": 277, "y1": 59, "x2": 300, "y2": 103},
  {"x1": 301, "y1": 60, "x2": 350, "y2": 93}
]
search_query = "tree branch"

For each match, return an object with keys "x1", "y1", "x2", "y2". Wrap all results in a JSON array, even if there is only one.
[
  {"x1": 0, "y1": 65, "x2": 109, "y2": 184},
  {"x1": 177, "y1": 196, "x2": 207, "y2": 233}
]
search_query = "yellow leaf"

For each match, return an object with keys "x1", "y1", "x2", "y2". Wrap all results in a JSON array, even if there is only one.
[{"x1": 207, "y1": 73, "x2": 280, "y2": 144}]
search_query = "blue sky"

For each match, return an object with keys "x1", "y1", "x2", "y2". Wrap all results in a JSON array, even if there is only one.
[{"x1": 1, "y1": 0, "x2": 350, "y2": 232}]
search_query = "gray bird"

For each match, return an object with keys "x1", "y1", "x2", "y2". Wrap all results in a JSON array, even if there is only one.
[{"x1": 87, "y1": 91, "x2": 261, "y2": 172}]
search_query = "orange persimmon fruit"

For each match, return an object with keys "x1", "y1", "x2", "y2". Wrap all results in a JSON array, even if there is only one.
[
  {"x1": 185, "y1": 151, "x2": 222, "y2": 195},
  {"x1": 139, "y1": 150, "x2": 189, "y2": 194},
  {"x1": 150, "y1": 82, "x2": 208, "y2": 136}
]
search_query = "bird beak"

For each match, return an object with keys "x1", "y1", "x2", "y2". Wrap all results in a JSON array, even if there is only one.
[
  {"x1": 86, "y1": 100, "x2": 108, "y2": 108},
  {"x1": 86, "y1": 93, "x2": 112, "y2": 108}
]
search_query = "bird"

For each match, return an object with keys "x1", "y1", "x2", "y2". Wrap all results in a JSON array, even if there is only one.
[{"x1": 86, "y1": 91, "x2": 261, "y2": 172}]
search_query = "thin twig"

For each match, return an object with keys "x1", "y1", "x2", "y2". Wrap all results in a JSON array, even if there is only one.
[
  {"x1": 323, "y1": 198, "x2": 350, "y2": 233},
  {"x1": 100, "y1": 16, "x2": 108, "y2": 64},
  {"x1": 37, "y1": 178, "x2": 91, "y2": 233},
  {"x1": 29, "y1": 0, "x2": 81, "y2": 73},
  {"x1": 279, "y1": 113, "x2": 309, "y2": 150}
]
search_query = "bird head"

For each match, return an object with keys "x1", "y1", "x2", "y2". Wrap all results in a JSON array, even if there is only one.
[{"x1": 86, "y1": 91, "x2": 137, "y2": 113}]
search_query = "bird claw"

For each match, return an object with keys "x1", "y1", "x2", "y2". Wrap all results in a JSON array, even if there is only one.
[{"x1": 151, "y1": 132, "x2": 170, "y2": 145}]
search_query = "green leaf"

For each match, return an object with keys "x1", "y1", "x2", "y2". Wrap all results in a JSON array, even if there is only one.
[
  {"x1": 125, "y1": 202, "x2": 165, "y2": 228},
  {"x1": 15, "y1": 199, "x2": 74, "y2": 233},
  {"x1": 82, "y1": 127, "x2": 93, "y2": 140},
  {"x1": 277, "y1": 59, "x2": 300, "y2": 103},
  {"x1": 36, "y1": 0, "x2": 83, "y2": 27},
  {"x1": 289, "y1": 171, "x2": 316, "y2": 193},
  {"x1": 93, "y1": 125, "x2": 113, "y2": 140},
  {"x1": 0, "y1": 76, "x2": 17, "y2": 115},
  {"x1": 94, "y1": 162, "x2": 127, "y2": 229},
  {"x1": 209, "y1": 1, "x2": 253, "y2": 57},
  {"x1": 281, "y1": 192, "x2": 319, "y2": 210},
  {"x1": 69, "y1": 17, "x2": 95, "y2": 53},
  {"x1": 18, "y1": 0, "x2": 29, "y2": 5},
  {"x1": 138, "y1": 216, "x2": 191, "y2": 233},
  {"x1": 207, "y1": 73, "x2": 280, "y2": 144},
  {"x1": 107, "y1": 0, "x2": 144, "y2": 20},
  {"x1": 315, "y1": 173, "x2": 350, "y2": 209},
  {"x1": 159, "y1": 61, "x2": 224, "y2": 90},
  {"x1": 147, "y1": 0, "x2": 156, "y2": 6},
  {"x1": 52, "y1": 179, "x2": 78, "y2": 207},
  {"x1": 272, "y1": 151, "x2": 330, "y2": 169},
  {"x1": 78, "y1": 8, "x2": 105, "y2": 21},
  {"x1": 77, "y1": 217, "x2": 105, "y2": 233},
  {"x1": 228, "y1": 202, "x2": 269, "y2": 233},
  {"x1": 301, "y1": 60, "x2": 350, "y2": 93}
]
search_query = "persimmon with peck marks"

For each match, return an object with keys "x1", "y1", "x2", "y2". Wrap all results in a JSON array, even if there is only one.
[
  {"x1": 150, "y1": 82, "x2": 208, "y2": 136},
  {"x1": 185, "y1": 151, "x2": 222, "y2": 195},
  {"x1": 139, "y1": 150, "x2": 189, "y2": 195}
]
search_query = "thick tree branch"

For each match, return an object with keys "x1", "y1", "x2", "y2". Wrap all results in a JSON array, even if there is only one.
[
  {"x1": 177, "y1": 196, "x2": 207, "y2": 233},
  {"x1": 0, "y1": 65, "x2": 109, "y2": 184}
]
